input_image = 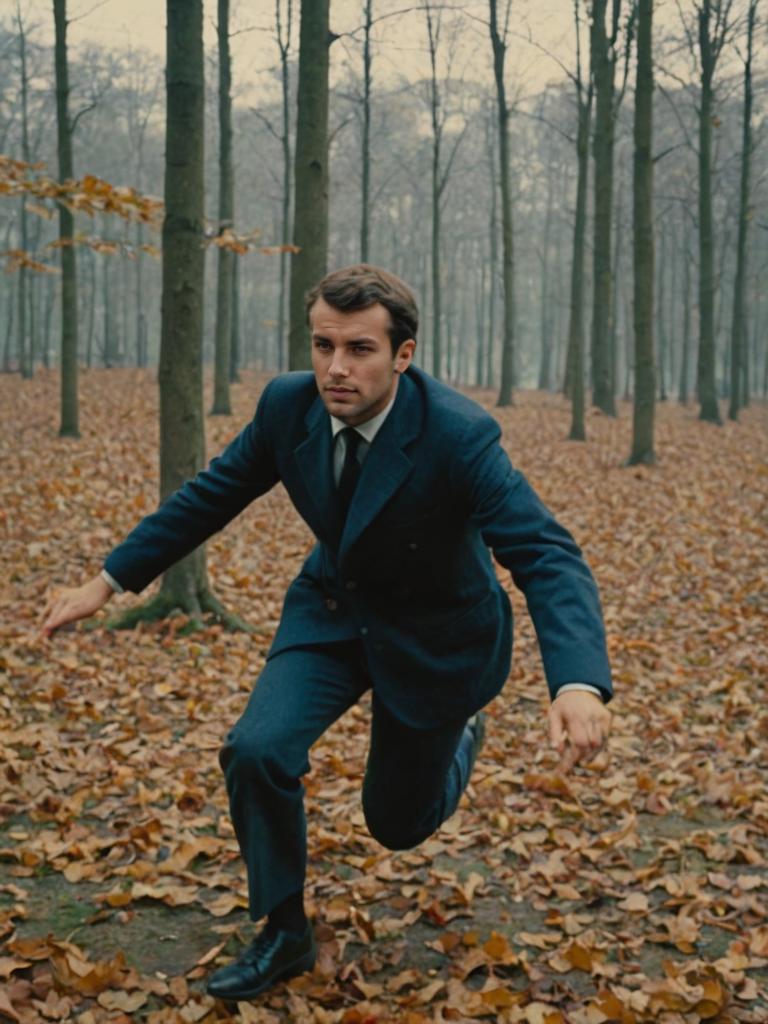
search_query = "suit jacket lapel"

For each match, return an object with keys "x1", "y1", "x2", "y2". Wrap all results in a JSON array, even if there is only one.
[
  {"x1": 339, "y1": 371, "x2": 422, "y2": 562},
  {"x1": 294, "y1": 396, "x2": 338, "y2": 544}
]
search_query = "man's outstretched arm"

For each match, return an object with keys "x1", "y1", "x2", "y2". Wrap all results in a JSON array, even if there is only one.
[{"x1": 455, "y1": 419, "x2": 613, "y2": 770}]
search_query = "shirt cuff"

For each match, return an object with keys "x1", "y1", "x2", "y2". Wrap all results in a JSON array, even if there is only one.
[
  {"x1": 100, "y1": 568, "x2": 124, "y2": 594},
  {"x1": 553, "y1": 683, "x2": 604, "y2": 700}
]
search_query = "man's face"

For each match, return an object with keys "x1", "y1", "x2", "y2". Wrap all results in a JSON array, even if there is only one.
[{"x1": 309, "y1": 297, "x2": 415, "y2": 426}]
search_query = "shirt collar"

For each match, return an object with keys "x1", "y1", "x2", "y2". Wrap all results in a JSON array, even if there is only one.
[{"x1": 330, "y1": 384, "x2": 399, "y2": 444}]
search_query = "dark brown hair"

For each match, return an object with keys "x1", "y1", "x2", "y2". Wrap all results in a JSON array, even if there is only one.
[{"x1": 305, "y1": 264, "x2": 419, "y2": 354}]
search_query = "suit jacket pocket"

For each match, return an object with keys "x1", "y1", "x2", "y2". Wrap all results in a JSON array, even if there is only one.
[{"x1": 415, "y1": 590, "x2": 499, "y2": 649}]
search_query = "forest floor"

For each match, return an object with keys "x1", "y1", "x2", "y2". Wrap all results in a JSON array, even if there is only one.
[{"x1": 1, "y1": 368, "x2": 767, "y2": 1024}]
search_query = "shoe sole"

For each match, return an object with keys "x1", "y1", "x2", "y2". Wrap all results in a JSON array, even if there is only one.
[{"x1": 207, "y1": 948, "x2": 316, "y2": 1002}]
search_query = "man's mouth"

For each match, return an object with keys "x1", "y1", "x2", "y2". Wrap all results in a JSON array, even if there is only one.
[{"x1": 327, "y1": 386, "x2": 355, "y2": 394}]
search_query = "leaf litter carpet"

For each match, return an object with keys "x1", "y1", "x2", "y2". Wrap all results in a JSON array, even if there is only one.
[{"x1": 1, "y1": 369, "x2": 767, "y2": 1024}]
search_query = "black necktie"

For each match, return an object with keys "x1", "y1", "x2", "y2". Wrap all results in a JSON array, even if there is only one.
[{"x1": 336, "y1": 427, "x2": 362, "y2": 519}]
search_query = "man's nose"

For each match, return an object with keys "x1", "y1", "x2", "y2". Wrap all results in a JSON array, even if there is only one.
[{"x1": 329, "y1": 350, "x2": 349, "y2": 376}]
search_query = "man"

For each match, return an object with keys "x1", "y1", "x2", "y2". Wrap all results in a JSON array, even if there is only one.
[{"x1": 43, "y1": 265, "x2": 612, "y2": 1002}]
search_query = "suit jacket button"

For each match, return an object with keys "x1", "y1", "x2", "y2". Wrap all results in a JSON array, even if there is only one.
[{"x1": 325, "y1": 598, "x2": 338, "y2": 611}]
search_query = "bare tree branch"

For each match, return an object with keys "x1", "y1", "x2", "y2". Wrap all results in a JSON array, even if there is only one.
[
  {"x1": 70, "y1": 100, "x2": 97, "y2": 135},
  {"x1": 68, "y1": 0, "x2": 111, "y2": 25}
]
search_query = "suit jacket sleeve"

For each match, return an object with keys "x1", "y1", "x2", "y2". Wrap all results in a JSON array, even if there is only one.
[
  {"x1": 103, "y1": 379, "x2": 280, "y2": 593},
  {"x1": 455, "y1": 418, "x2": 613, "y2": 703}
]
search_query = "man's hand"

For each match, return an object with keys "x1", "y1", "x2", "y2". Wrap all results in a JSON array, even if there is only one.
[
  {"x1": 41, "y1": 575, "x2": 114, "y2": 638},
  {"x1": 548, "y1": 690, "x2": 612, "y2": 774}
]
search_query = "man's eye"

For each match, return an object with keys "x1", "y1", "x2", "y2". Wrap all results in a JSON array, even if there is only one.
[
  {"x1": 352, "y1": 345, "x2": 372, "y2": 354},
  {"x1": 314, "y1": 340, "x2": 332, "y2": 351}
]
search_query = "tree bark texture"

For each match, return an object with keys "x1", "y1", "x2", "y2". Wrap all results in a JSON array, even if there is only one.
[
  {"x1": 537, "y1": 163, "x2": 554, "y2": 390},
  {"x1": 53, "y1": 0, "x2": 79, "y2": 436},
  {"x1": 276, "y1": 0, "x2": 292, "y2": 372},
  {"x1": 211, "y1": 0, "x2": 234, "y2": 415},
  {"x1": 288, "y1": 0, "x2": 330, "y2": 370},
  {"x1": 728, "y1": 0, "x2": 756, "y2": 421},
  {"x1": 17, "y1": 4, "x2": 32, "y2": 379},
  {"x1": 628, "y1": 0, "x2": 655, "y2": 465},
  {"x1": 696, "y1": 0, "x2": 727, "y2": 424},
  {"x1": 656, "y1": 225, "x2": 666, "y2": 400},
  {"x1": 489, "y1": 0, "x2": 515, "y2": 407},
  {"x1": 486, "y1": 116, "x2": 498, "y2": 390},
  {"x1": 425, "y1": 1, "x2": 443, "y2": 380},
  {"x1": 567, "y1": 83, "x2": 592, "y2": 440},
  {"x1": 157, "y1": 0, "x2": 209, "y2": 612},
  {"x1": 680, "y1": 232, "x2": 692, "y2": 403},
  {"x1": 589, "y1": 0, "x2": 618, "y2": 416},
  {"x1": 361, "y1": 0, "x2": 373, "y2": 262},
  {"x1": 230, "y1": 252, "x2": 241, "y2": 381}
]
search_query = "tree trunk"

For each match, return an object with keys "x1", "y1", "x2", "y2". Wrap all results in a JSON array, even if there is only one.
[
  {"x1": 144, "y1": 0, "x2": 214, "y2": 621},
  {"x1": 3, "y1": 271, "x2": 15, "y2": 372},
  {"x1": 53, "y1": 0, "x2": 79, "y2": 436},
  {"x1": 17, "y1": 197, "x2": 30, "y2": 377},
  {"x1": 679, "y1": 229, "x2": 692, "y2": 402},
  {"x1": 537, "y1": 163, "x2": 554, "y2": 390},
  {"x1": 430, "y1": 134, "x2": 442, "y2": 379},
  {"x1": 489, "y1": 0, "x2": 515, "y2": 407},
  {"x1": 476, "y1": 255, "x2": 486, "y2": 386},
  {"x1": 486, "y1": 114, "x2": 498, "y2": 389},
  {"x1": 135, "y1": 221, "x2": 146, "y2": 366},
  {"x1": 103, "y1": 225, "x2": 117, "y2": 366},
  {"x1": 728, "y1": 0, "x2": 756, "y2": 421},
  {"x1": 276, "y1": 0, "x2": 292, "y2": 372},
  {"x1": 17, "y1": 3, "x2": 32, "y2": 378},
  {"x1": 567, "y1": 82, "x2": 592, "y2": 440},
  {"x1": 426, "y1": 1, "x2": 443, "y2": 380},
  {"x1": 86, "y1": 248, "x2": 96, "y2": 368},
  {"x1": 696, "y1": 1, "x2": 723, "y2": 424},
  {"x1": 230, "y1": 252, "x2": 241, "y2": 381},
  {"x1": 211, "y1": 0, "x2": 233, "y2": 415},
  {"x1": 656, "y1": 225, "x2": 667, "y2": 400},
  {"x1": 43, "y1": 274, "x2": 54, "y2": 369},
  {"x1": 360, "y1": 0, "x2": 373, "y2": 262},
  {"x1": 589, "y1": 0, "x2": 618, "y2": 416},
  {"x1": 609, "y1": 150, "x2": 624, "y2": 399},
  {"x1": 628, "y1": 0, "x2": 655, "y2": 466},
  {"x1": 288, "y1": 0, "x2": 330, "y2": 370},
  {"x1": 667, "y1": 224, "x2": 678, "y2": 396}
]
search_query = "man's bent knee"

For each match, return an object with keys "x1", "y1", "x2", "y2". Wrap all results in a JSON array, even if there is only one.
[
  {"x1": 219, "y1": 725, "x2": 307, "y2": 783},
  {"x1": 362, "y1": 803, "x2": 434, "y2": 851}
]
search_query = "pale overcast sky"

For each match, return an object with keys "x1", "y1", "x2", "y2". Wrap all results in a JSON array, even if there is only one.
[
  {"x1": 15, "y1": 0, "x2": 609, "y2": 99},
  {"x1": 11, "y1": 0, "x2": 711, "y2": 110}
]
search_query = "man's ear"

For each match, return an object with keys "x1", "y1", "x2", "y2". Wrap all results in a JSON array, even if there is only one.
[{"x1": 394, "y1": 338, "x2": 416, "y2": 372}]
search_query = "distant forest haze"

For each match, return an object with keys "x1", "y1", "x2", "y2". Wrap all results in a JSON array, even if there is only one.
[{"x1": 1, "y1": 0, "x2": 766, "y2": 453}]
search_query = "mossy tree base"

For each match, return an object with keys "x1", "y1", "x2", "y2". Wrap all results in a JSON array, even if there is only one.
[
  {"x1": 625, "y1": 450, "x2": 655, "y2": 467},
  {"x1": 106, "y1": 554, "x2": 263, "y2": 635},
  {"x1": 107, "y1": 588, "x2": 257, "y2": 635}
]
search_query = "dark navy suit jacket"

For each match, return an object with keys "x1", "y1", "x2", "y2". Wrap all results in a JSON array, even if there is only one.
[{"x1": 105, "y1": 366, "x2": 612, "y2": 727}]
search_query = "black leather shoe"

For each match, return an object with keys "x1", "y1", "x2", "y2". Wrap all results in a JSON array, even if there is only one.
[{"x1": 206, "y1": 922, "x2": 316, "y2": 1001}]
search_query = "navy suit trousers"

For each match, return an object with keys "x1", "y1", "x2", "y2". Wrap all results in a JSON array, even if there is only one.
[{"x1": 219, "y1": 641, "x2": 477, "y2": 921}]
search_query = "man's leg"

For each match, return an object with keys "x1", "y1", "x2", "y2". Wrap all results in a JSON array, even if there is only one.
[
  {"x1": 219, "y1": 641, "x2": 368, "y2": 922},
  {"x1": 361, "y1": 694, "x2": 483, "y2": 851},
  {"x1": 209, "y1": 642, "x2": 367, "y2": 1000}
]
